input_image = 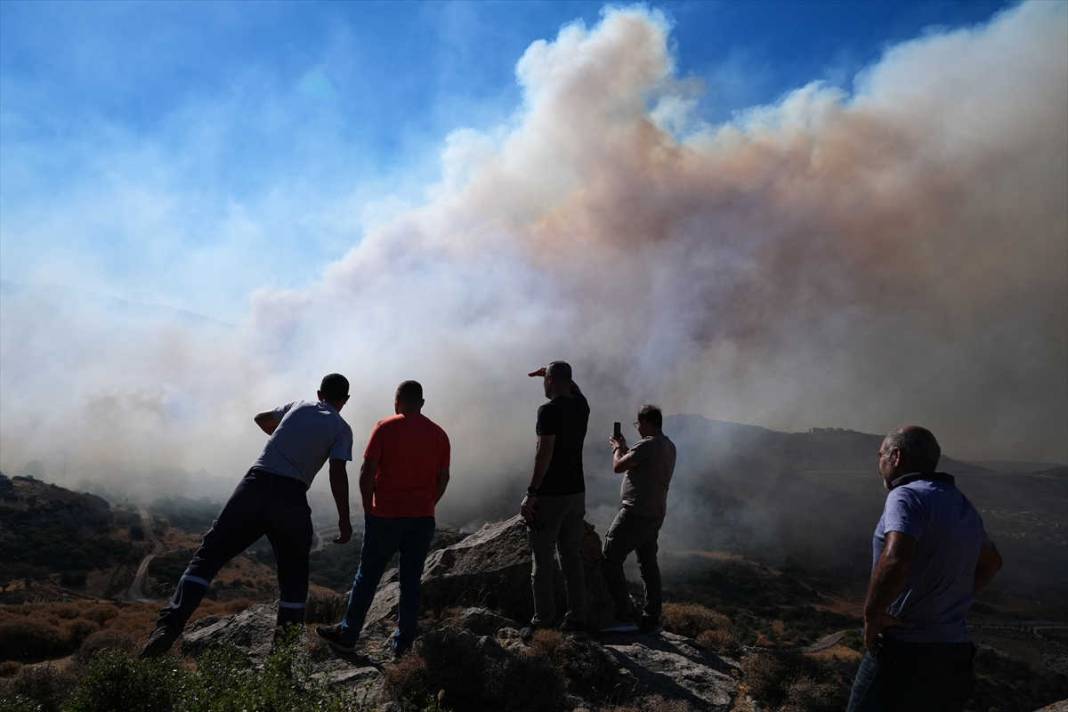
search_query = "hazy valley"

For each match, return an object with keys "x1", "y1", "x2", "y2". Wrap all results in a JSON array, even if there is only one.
[{"x1": 2, "y1": 418, "x2": 1066, "y2": 711}]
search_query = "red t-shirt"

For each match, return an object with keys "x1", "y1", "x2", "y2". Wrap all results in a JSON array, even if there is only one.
[{"x1": 365, "y1": 413, "x2": 450, "y2": 518}]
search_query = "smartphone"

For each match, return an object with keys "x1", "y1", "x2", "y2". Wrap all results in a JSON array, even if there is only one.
[{"x1": 613, "y1": 421, "x2": 622, "y2": 438}]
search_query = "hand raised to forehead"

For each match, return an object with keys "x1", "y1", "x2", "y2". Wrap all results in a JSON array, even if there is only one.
[{"x1": 528, "y1": 367, "x2": 547, "y2": 378}]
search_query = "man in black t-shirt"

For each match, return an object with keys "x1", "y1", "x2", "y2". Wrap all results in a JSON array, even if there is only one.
[{"x1": 520, "y1": 360, "x2": 590, "y2": 632}]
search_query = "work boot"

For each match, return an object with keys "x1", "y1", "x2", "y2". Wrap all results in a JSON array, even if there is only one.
[
  {"x1": 139, "y1": 624, "x2": 181, "y2": 659},
  {"x1": 316, "y1": 623, "x2": 358, "y2": 653}
]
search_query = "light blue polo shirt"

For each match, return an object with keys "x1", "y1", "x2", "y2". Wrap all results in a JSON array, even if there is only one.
[
  {"x1": 872, "y1": 472, "x2": 986, "y2": 644},
  {"x1": 251, "y1": 400, "x2": 353, "y2": 488}
]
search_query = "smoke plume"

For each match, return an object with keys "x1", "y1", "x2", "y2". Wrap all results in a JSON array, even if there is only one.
[{"x1": 1, "y1": 3, "x2": 1065, "y2": 512}]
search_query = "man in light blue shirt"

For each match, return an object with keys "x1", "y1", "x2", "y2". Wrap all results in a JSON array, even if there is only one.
[
  {"x1": 847, "y1": 425, "x2": 1003, "y2": 712},
  {"x1": 141, "y1": 373, "x2": 354, "y2": 658}
]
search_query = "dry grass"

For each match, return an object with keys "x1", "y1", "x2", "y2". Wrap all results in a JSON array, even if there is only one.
[
  {"x1": 661, "y1": 602, "x2": 731, "y2": 639},
  {"x1": 0, "y1": 595, "x2": 274, "y2": 666},
  {"x1": 528, "y1": 628, "x2": 565, "y2": 658},
  {"x1": 382, "y1": 653, "x2": 430, "y2": 704},
  {"x1": 599, "y1": 694, "x2": 694, "y2": 712},
  {"x1": 695, "y1": 628, "x2": 737, "y2": 652}
]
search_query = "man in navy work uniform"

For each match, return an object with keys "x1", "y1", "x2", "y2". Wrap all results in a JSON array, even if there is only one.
[
  {"x1": 140, "y1": 373, "x2": 355, "y2": 658},
  {"x1": 847, "y1": 425, "x2": 1003, "y2": 712},
  {"x1": 520, "y1": 361, "x2": 590, "y2": 633}
]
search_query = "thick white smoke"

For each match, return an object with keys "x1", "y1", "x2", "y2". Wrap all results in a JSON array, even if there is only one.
[{"x1": 1, "y1": 3, "x2": 1065, "y2": 509}]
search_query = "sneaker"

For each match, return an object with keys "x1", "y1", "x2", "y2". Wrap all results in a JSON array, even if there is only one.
[
  {"x1": 316, "y1": 623, "x2": 358, "y2": 653},
  {"x1": 139, "y1": 625, "x2": 181, "y2": 659}
]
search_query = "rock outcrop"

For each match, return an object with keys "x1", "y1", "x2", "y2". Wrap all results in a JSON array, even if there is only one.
[
  {"x1": 181, "y1": 516, "x2": 742, "y2": 710},
  {"x1": 366, "y1": 515, "x2": 618, "y2": 631}
]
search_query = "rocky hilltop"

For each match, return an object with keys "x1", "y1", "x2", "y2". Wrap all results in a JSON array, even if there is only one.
[
  {"x1": 0, "y1": 473, "x2": 142, "y2": 594},
  {"x1": 181, "y1": 516, "x2": 745, "y2": 711}
]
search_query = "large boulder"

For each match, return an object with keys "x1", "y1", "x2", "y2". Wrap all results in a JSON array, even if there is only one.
[
  {"x1": 182, "y1": 603, "x2": 277, "y2": 659},
  {"x1": 366, "y1": 515, "x2": 618, "y2": 630}
]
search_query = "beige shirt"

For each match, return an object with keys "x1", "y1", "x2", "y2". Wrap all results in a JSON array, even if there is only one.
[{"x1": 620, "y1": 433, "x2": 676, "y2": 520}]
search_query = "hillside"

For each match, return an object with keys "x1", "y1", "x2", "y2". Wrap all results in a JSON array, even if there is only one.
[{"x1": 0, "y1": 474, "x2": 145, "y2": 598}]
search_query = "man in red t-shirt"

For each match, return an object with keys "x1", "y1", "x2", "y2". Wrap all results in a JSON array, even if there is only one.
[{"x1": 317, "y1": 380, "x2": 450, "y2": 658}]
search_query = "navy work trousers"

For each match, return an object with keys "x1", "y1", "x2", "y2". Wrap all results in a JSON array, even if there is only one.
[
  {"x1": 847, "y1": 639, "x2": 975, "y2": 712},
  {"x1": 158, "y1": 469, "x2": 314, "y2": 631},
  {"x1": 340, "y1": 514, "x2": 435, "y2": 650}
]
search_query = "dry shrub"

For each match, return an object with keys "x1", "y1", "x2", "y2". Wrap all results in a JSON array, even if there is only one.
[
  {"x1": 0, "y1": 620, "x2": 70, "y2": 662},
  {"x1": 413, "y1": 626, "x2": 566, "y2": 712},
  {"x1": 696, "y1": 628, "x2": 737, "y2": 653},
  {"x1": 10, "y1": 663, "x2": 77, "y2": 712},
  {"x1": 600, "y1": 695, "x2": 693, "y2": 712},
  {"x1": 81, "y1": 605, "x2": 119, "y2": 626},
  {"x1": 0, "y1": 660, "x2": 21, "y2": 677},
  {"x1": 529, "y1": 628, "x2": 564, "y2": 657},
  {"x1": 61, "y1": 619, "x2": 100, "y2": 648},
  {"x1": 779, "y1": 675, "x2": 842, "y2": 712},
  {"x1": 383, "y1": 653, "x2": 430, "y2": 704},
  {"x1": 51, "y1": 604, "x2": 80, "y2": 620},
  {"x1": 741, "y1": 650, "x2": 850, "y2": 711},
  {"x1": 304, "y1": 591, "x2": 346, "y2": 624},
  {"x1": 75, "y1": 629, "x2": 136, "y2": 664},
  {"x1": 661, "y1": 603, "x2": 730, "y2": 639},
  {"x1": 741, "y1": 651, "x2": 791, "y2": 707}
]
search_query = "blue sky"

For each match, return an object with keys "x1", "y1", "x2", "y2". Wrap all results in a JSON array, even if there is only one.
[{"x1": 1, "y1": 0, "x2": 1012, "y2": 320}]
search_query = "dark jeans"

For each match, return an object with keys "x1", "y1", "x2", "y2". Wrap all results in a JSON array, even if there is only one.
[
  {"x1": 340, "y1": 514, "x2": 435, "y2": 648},
  {"x1": 602, "y1": 507, "x2": 662, "y2": 621},
  {"x1": 847, "y1": 639, "x2": 976, "y2": 712},
  {"x1": 158, "y1": 469, "x2": 313, "y2": 630}
]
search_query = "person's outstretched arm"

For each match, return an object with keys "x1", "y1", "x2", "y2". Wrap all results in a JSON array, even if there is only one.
[
  {"x1": 329, "y1": 459, "x2": 352, "y2": 544},
  {"x1": 974, "y1": 539, "x2": 1003, "y2": 594},
  {"x1": 254, "y1": 410, "x2": 282, "y2": 435}
]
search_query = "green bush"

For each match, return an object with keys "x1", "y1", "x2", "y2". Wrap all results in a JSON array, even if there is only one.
[
  {"x1": 0, "y1": 693, "x2": 41, "y2": 712},
  {"x1": 63, "y1": 632, "x2": 363, "y2": 712}
]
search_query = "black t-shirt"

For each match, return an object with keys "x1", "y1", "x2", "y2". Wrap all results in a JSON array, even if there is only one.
[{"x1": 534, "y1": 391, "x2": 590, "y2": 495}]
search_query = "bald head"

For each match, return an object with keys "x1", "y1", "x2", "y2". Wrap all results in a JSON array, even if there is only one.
[{"x1": 883, "y1": 425, "x2": 941, "y2": 474}]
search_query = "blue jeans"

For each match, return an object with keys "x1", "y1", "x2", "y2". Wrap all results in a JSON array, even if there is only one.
[
  {"x1": 340, "y1": 514, "x2": 435, "y2": 648},
  {"x1": 847, "y1": 640, "x2": 975, "y2": 712}
]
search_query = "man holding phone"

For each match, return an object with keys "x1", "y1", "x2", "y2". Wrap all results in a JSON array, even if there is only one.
[
  {"x1": 521, "y1": 361, "x2": 590, "y2": 633},
  {"x1": 605, "y1": 404, "x2": 676, "y2": 632}
]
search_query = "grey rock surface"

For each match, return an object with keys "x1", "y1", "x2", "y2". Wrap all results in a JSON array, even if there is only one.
[{"x1": 367, "y1": 514, "x2": 618, "y2": 630}]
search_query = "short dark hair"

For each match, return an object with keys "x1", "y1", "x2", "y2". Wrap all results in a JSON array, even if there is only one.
[
  {"x1": 319, "y1": 373, "x2": 349, "y2": 401},
  {"x1": 885, "y1": 425, "x2": 941, "y2": 472},
  {"x1": 547, "y1": 361, "x2": 572, "y2": 381},
  {"x1": 396, "y1": 380, "x2": 423, "y2": 405},
  {"x1": 637, "y1": 404, "x2": 663, "y2": 430}
]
